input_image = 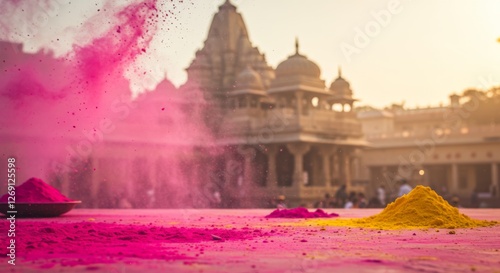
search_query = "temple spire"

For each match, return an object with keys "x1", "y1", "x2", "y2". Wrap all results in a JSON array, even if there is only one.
[
  {"x1": 295, "y1": 37, "x2": 299, "y2": 55},
  {"x1": 338, "y1": 66, "x2": 342, "y2": 78},
  {"x1": 220, "y1": 0, "x2": 236, "y2": 10}
]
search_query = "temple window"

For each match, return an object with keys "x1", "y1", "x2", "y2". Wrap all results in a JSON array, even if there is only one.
[{"x1": 311, "y1": 97, "x2": 319, "y2": 107}]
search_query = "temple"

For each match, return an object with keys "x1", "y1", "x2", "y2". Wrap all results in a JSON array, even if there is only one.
[{"x1": 178, "y1": 0, "x2": 366, "y2": 206}]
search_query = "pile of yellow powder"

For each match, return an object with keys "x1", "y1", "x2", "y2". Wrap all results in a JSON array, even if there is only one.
[{"x1": 312, "y1": 185, "x2": 497, "y2": 230}]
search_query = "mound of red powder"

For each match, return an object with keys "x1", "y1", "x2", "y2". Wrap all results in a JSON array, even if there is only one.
[
  {"x1": 265, "y1": 207, "x2": 339, "y2": 218},
  {"x1": 0, "y1": 177, "x2": 72, "y2": 203},
  {"x1": 0, "y1": 221, "x2": 268, "y2": 267}
]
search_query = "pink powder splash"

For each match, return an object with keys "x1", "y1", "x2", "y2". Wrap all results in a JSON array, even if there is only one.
[
  {"x1": 0, "y1": 221, "x2": 267, "y2": 268},
  {"x1": 265, "y1": 207, "x2": 339, "y2": 219},
  {"x1": 0, "y1": 0, "x2": 163, "y2": 183},
  {"x1": 0, "y1": 177, "x2": 72, "y2": 203},
  {"x1": 0, "y1": 0, "x2": 220, "y2": 208}
]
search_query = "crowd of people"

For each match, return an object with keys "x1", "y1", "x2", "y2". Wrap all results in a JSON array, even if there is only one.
[
  {"x1": 305, "y1": 179, "x2": 471, "y2": 209},
  {"x1": 310, "y1": 180, "x2": 416, "y2": 209},
  {"x1": 312, "y1": 184, "x2": 381, "y2": 209},
  {"x1": 221, "y1": 179, "x2": 488, "y2": 209}
]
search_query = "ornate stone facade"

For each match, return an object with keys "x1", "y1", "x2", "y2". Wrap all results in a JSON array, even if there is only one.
[
  {"x1": 358, "y1": 91, "x2": 500, "y2": 207},
  {"x1": 0, "y1": 1, "x2": 367, "y2": 208},
  {"x1": 183, "y1": 0, "x2": 367, "y2": 207}
]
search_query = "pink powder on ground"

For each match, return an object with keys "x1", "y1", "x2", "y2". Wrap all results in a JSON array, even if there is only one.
[
  {"x1": 0, "y1": 177, "x2": 72, "y2": 203},
  {"x1": 265, "y1": 207, "x2": 339, "y2": 219},
  {"x1": 0, "y1": 221, "x2": 267, "y2": 267}
]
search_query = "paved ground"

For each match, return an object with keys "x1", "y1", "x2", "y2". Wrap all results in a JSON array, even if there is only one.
[{"x1": 1, "y1": 209, "x2": 499, "y2": 273}]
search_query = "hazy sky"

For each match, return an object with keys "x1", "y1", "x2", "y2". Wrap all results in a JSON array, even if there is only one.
[{"x1": 4, "y1": 0, "x2": 500, "y2": 108}]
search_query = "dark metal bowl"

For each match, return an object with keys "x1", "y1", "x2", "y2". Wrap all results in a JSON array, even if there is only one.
[{"x1": 0, "y1": 201, "x2": 81, "y2": 217}]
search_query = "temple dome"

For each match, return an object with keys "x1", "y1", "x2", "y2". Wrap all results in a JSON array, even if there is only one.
[
  {"x1": 235, "y1": 66, "x2": 264, "y2": 90},
  {"x1": 275, "y1": 39, "x2": 321, "y2": 79},
  {"x1": 329, "y1": 67, "x2": 353, "y2": 97}
]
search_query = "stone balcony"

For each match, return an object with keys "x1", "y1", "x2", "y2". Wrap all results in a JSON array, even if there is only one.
[
  {"x1": 222, "y1": 107, "x2": 363, "y2": 141},
  {"x1": 365, "y1": 124, "x2": 500, "y2": 147}
]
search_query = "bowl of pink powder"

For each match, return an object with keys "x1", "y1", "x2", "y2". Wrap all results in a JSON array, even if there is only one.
[{"x1": 0, "y1": 177, "x2": 81, "y2": 217}]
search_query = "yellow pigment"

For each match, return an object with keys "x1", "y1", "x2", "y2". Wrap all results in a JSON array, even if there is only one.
[{"x1": 309, "y1": 185, "x2": 497, "y2": 230}]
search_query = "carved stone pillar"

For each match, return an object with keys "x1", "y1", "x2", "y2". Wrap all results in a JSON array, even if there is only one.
[
  {"x1": 286, "y1": 143, "x2": 310, "y2": 188},
  {"x1": 318, "y1": 146, "x2": 334, "y2": 189},
  {"x1": 450, "y1": 163, "x2": 459, "y2": 194},
  {"x1": 330, "y1": 152, "x2": 338, "y2": 187},
  {"x1": 266, "y1": 145, "x2": 278, "y2": 189},
  {"x1": 340, "y1": 148, "x2": 352, "y2": 192},
  {"x1": 322, "y1": 154, "x2": 330, "y2": 188},
  {"x1": 295, "y1": 92, "x2": 303, "y2": 116},
  {"x1": 350, "y1": 148, "x2": 363, "y2": 184},
  {"x1": 491, "y1": 163, "x2": 498, "y2": 197},
  {"x1": 223, "y1": 152, "x2": 238, "y2": 202},
  {"x1": 240, "y1": 153, "x2": 255, "y2": 208}
]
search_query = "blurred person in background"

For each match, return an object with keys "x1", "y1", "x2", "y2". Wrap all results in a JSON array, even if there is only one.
[
  {"x1": 397, "y1": 179, "x2": 412, "y2": 197},
  {"x1": 117, "y1": 191, "x2": 133, "y2": 209},
  {"x1": 314, "y1": 193, "x2": 334, "y2": 208},
  {"x1": 344, "y1": 191, "x2": 358, "y2": 209},
  {"x1": 451, "y1": 196, "x2": 461, "y2": 208},
  {"x1": 335, "y1": 185, "x2": 347, "y2": 207},
  {"x1": 377, "y1": 185, "x2": 386, "y2": 206},
  {"x1": 358, "y1": 192, "x2": 367, "y2": 208},
  {"x1": 367, "y1": 197, "x2": 382, "y2": 208},
  {"x1": 276, "y1": 195, "x2": 287, "y2": 209},
  {"x1": 344, "y1": 195, "x2": 358, "y2": 209},
  {"x1": 212, "y1": 190, "x2": 222, "y2": 208}
]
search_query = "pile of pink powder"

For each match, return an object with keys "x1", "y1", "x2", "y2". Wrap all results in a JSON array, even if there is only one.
[
  {"x1": 265, "y1": 207, "x2": 339, "y2": 218},
  {"x1": 0, "y1": 177, "x2": 72, "y2": 203}
]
